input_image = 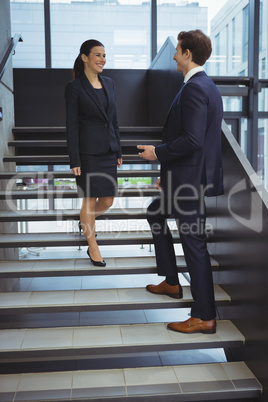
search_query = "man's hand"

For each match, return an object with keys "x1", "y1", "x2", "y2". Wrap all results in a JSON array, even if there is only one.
[
  {"x1": 137, "y1": 145, "x2": 157, "y2": 161},
  {"x1": 117, "y1": 158, "x2": 123, "y2": 168},
  {"x1": 72, "y1": 167, "x2": 81, "y2": 176}
]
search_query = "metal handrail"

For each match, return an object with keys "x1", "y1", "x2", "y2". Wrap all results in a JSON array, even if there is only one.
[{"x1": 0, "y1": 33, "x2": 23, "y2": 93}]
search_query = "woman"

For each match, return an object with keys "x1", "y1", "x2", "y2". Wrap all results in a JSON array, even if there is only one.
[{"x1": 65, "y1": 39, "x2": 122, "y2": 267}]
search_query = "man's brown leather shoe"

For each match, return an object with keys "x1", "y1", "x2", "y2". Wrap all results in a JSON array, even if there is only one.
[
  {"x1": 146, "y1": 280, "x2": 183, "y2": 299},
  {"x1": 167, "y1": 317, "x2": 216, "y2": 334}
]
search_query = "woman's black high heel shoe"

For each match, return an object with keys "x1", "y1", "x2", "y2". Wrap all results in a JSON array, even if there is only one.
[
  {"x1": 79, "y1": 221, "x2": 97, "y2": 237},
  {"x1": 87, "y1": 248, "x2": 106, "y2": 267}
]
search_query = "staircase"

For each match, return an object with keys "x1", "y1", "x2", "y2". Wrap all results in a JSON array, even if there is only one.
[{"x1": 0, "y1": 127, "x2": 262, "y2": 402}]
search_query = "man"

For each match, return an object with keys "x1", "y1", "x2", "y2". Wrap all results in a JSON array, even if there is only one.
[{"x1": 137, "y1": 30, "x2": 223, "y2": 334}]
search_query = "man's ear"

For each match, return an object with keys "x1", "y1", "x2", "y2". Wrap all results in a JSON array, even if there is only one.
[{"x1": 185, "y1": 49, "x2": 192, "y2": 59}]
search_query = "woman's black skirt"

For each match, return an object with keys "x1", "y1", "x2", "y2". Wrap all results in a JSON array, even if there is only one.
[{"x1": 76, "y1": 150, "x2": 118, "y2": 198}]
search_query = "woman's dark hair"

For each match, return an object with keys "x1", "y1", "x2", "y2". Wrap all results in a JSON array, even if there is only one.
[
  {"x1": 72, "y1": 39, "x2": 104, "y2": 79},
  {"x1": 177, "y1": 30, "x2": 212, "y2": 66}
]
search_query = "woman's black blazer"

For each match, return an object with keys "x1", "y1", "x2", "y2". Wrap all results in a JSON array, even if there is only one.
[{"x1": 65, "y1": 72, "x2": 122, "y2": 168}]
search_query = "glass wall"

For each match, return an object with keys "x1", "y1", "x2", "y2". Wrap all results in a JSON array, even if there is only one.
[
  {"x1": 10, "y1": 0, "x2": 234, "y2": 71},
  {"x1": 258, "y1": 119, "x2": 267, "y2": 186},
  {"x1": 157, "y1": 1, "x2": 207, "y2": 52},
  {"x1": 50, "y1": 0, "x2": 150, "y2": 69},
  {"x1": 259, "y1": 0, "x2": 267, "y2": 78},
  {"x1": 10, "y1": 0, "x2": 152, "y2": 69},
  {"x1": 209, "y1": 0, "x2": 249, "y2": 76},
  {"x1": 10, "y1": 0, "x2": 264, "y2": 75},
  {"x1": 10, "y1": 0, "x2": 45, "y2": 68},
  {"x1": 8, "y1": 0, "x2": 268, "y2": 190}
]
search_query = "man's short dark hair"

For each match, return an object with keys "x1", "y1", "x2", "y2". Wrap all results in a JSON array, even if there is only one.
[{"x1": 177, "y1": 29, "x2": 212, "y2": 66}]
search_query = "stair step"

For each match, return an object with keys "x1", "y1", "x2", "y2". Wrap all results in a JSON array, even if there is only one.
[
  {"x1": 3, "y1": 155, "x2": 78, "y2": 163},
  {"x1": 0, "y1": 285, "x2": 229, "y2": 315},
  {"x1": 0, "y1": 362, "x2": 262, "y2": 401},
  {"x1": 0, "y1": 320, "x2": 244, "y2": 362},
  {"x1": 0, "y1": 256, "x2": 219, "y2": 278},
  {"x1": 8, "y1": 139, "x2": 162, "y2": 147},
  {"x1": 0, "y1": 187, "x2": 159, "y2": 200},
  {"x1": 0, "y1": 208, "x2": 147, "y2": 222},
  {"x1": 0, "y1": 169, "x2": 160, "y2": 180},
  {"x1": 4, "y1": 154, "x2": 157, "y2": 164},
  {"x1": 12, "y1": 127, "x2": 67, "y2": 134},
  {"x1": 9, "y1": 140, "x2": 67, "y2": 147},
  {"x1": 0, "y1": 230, "x2": 182, "y2": 248},
  {"x1": 12, "y1": 126, "x2": 163, "y2": 135},
  {"x1": 0, "y1": 209, "x2": 215, "y2": 222}
]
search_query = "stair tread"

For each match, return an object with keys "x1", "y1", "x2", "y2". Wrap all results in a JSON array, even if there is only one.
[
  {"x1": 0, "y1": 320, "x2": 244, "y2": 356},
  {"x1": 0, "y1": 209, "x2": 215, "y2": 222},
  {"x1": 0, "y1": 230, "x2": 181, "y2": 248},
  {"x1": 0, "y1": 187, "x2": 159, "y2": 199},
  {"x1": 0, "y1": 362, "x2": 262, "y2": 401},
  {"x1": 0, "y1": 169, "x2": 160, "y2": 179},
  {"x1": 4, "y1": 154, "x2": 155, "y2": 162},
  {"x1": 0, "y1": 255, "x2": 219, "y2": 277},
  {"x1": 4, "y1": 155, "x2": 77, "y2": 160},
  {"x1": 0, "y1": 208, "x2": 147, "y2": 221},
  {"x1": 8, "y1": 139, "x2": 162, "y2": 146},
  {"x1": 12, "y1": 126, "x2": 163, "y2": 132},
  {"x1": 0, "y1": 285, "x2": 230, "y2": 313}
]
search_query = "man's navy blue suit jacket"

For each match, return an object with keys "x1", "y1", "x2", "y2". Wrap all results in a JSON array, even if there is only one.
[{"x1": 155, "y1": 71, "x2": 224, "y2": 199}]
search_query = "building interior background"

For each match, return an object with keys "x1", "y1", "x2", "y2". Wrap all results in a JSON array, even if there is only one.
[
  {"x1": 9, "y1": 0, "x2": 268, "y2": 238},
  {"x1": 0, "y1": 0, "x2": 268, "y2": 401}
]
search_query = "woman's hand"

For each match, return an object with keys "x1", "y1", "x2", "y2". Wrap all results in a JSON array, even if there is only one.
[
  {"x1": 155, "y1": 177, "x2": 161, "y2": 190},
  {"x1": 117, "y1": 158, "x2": 123, "y2": 168},
  {"x1": 72, "y1": 167, "x2": 81, "y2": 176}
]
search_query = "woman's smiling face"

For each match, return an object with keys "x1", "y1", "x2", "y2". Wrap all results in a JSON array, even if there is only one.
[{"x1": 82, "y1": 46, "x2": 106, "y2": 74}]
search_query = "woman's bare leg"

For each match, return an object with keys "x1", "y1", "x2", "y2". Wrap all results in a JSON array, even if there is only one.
[
  {"x1": 95, "y1": 196, "x2": 114, "y2": 217},
  {"x1": 80, "y1": 196, "x2": 114, "y2": 261}
]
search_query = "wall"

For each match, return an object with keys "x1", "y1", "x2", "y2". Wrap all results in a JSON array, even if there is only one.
[
  {"x1": 13, "y1": 68, "x2": 149, "y2": 127},
  {"x1": 209, "y1": 122, "x2": 268, "y2": 401},
  {"x1": 0, "y1": 0, "x2": 19, "y2": 270}
]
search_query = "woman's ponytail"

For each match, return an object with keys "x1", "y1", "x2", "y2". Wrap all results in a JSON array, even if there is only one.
[{"x1": 72, "y1": 54, "x2": 83, "y2": 79}]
